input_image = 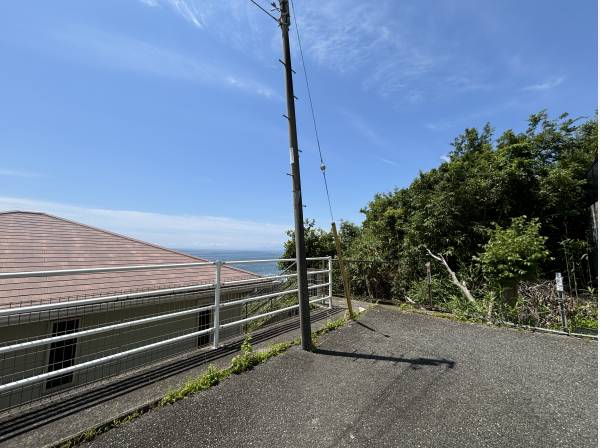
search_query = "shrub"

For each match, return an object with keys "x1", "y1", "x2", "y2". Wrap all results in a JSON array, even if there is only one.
[
  {"x1": 477, "y1": 216, "x2": 550, "y2": 285},
  {"x1": 407, "y1": 277, "x2": 462, "y2": 308}
]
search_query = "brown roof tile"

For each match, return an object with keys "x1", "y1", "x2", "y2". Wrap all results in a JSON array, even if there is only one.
[{"x1": 0, "y1": 211, "x2": 258, "y2": 308}]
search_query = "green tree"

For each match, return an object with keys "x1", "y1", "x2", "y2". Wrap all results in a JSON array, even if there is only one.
[
  {"x1": 358, "y1": 111, "x2": 596, "y2": 296},
  {"x1": 280, "y1": 111, "x2": 597, "y2": 305},
  {"x1": 280, "y1": 219, "x2": 360, "y2": 262}
]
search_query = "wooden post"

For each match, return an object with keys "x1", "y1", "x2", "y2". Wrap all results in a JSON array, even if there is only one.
[
  {"x1": 426, "y1": 261, "x2": 432, "y2": 308},
  {"x1": 331, "y1": 222, "x2": 354, "y2": 318}
]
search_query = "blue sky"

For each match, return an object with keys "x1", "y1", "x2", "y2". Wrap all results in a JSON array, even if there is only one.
[{"x1": 0, "y1": 0, "x2": 597, "y2": 250}]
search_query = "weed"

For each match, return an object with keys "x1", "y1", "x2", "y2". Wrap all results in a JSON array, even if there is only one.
[
  {"x1": 56, "y1": 310, "x2": 356, "y2": 448},
  {"x1": 82, "y1": 429, "x2": 97, "y2": 442}
]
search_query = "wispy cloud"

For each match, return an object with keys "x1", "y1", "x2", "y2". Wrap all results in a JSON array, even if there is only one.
[
  {"x1": 0, "y1": 197, "x2": 288, "y2": 250},
  {"x1": 339, "y1": 109, "x2": 403, "y2": 167},
  {"x1": 139, "y1": 0, "x2": 270, "y2": 59},
  {"x1": 140, "y1": 0, "x2": 206, "y2": 28},
  {"x1": 376, "y1": 157, "x2": 400, "y2": 167},
  {"x1": 53, "y1": 26, "x2": 277, "y2": 99},
  {"x1": 522, "y1": 76, "x2": 565, "y2": 91},
  {"x1": 0, "y1": 169, "x2": 41, "y2": 178},
  {"x1": 293, "y1": 1, "x2": 436, "y2": 100},
  {"x1": 339, "y1": 109, "x2": 388, "y2": 149},
  {"x1": 425, "y1": 122, "x2": 452, "y2": 132},
  {"x1": 139, "y1": 0, "x2": 491, "y2": 103}
]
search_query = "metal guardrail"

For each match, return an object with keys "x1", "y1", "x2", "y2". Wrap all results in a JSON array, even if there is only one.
[
  {"x1": 0, "y1": 257, "x2": 333, "y2": 400},
  {"x1": 0, "y1": 258, "x2": 329, "y2": 315}
]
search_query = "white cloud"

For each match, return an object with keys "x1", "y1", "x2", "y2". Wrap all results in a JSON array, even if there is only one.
[
  {"x1": 0, "y1": 197, "x2": 289, "y2": 250},
  {"x1": 162, "y1": 0, "x2": 205, "y2": 28},
  {"x1": 376, "y1": 157, "x2": 400, "y2": 167},
  {"x1": 139, "y1": 0, "x2": 269, "y2": 58},
  {"x1": 292, "y1": 1, "x2": 436, "y2": 99},
  {"x1": 138, "y1": 0, "x2": 451, "y2": 101},
  {"x1": 53, "y1": 26, "x2": 278, "y2": 99},
  {"x1": 139, "y1": 0, "x2": 207, "y2": 28},
  {"x1": 137, "y1": 1, "x2": 503, "y2": 103},
  {"x1": 522, "y1": 76, "x2": 565, "y2": 91},
  {"x1": 0, "y1": 169, "x2": 41, "y2": 178}
]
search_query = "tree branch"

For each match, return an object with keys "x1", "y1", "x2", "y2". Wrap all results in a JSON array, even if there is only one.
[
  {"x1": 425, "y1": 248, "x2": 476, "y2": 304},
  {"x1": 405, "y1": 295, "x2": 416, "y2": 304}
]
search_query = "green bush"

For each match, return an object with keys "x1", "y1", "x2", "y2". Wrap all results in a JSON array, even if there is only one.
[
  {"x1": 407, "y1": 277, "x2": 462, "y2": 308},
  {"x1": 568, "y1": 301, "x2": 598, "y2": 331},
  {"x1": 477, "y1": 216, "x2": 550, "y2": 285}
]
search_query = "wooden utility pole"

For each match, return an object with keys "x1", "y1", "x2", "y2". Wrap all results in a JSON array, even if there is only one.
[{"x1": 279, "y1": 0, "x2": 312, "y2": 350}]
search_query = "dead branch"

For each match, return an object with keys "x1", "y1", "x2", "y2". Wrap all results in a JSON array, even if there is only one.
[
  {"x1": 425, "y1": 248, "x2": 476, "y2": 304},
  {"x1": 405, "y1": 295, "x2": 416, "y2": 304}
]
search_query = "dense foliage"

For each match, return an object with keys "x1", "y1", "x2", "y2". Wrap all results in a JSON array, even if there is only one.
[
  {"x1": 476, "y1": 216, "x2": 550, "y2": 286},
  {"x1": 282, "y1": 111, "x2": 597, "y2": 329}
]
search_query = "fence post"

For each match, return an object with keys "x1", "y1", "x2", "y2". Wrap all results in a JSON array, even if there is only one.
[
  {"x1": 555, "y1": 272, "x2": 568, "y2": 333},
  {"x1": 328, "y1": 256, "x2": 333, "y2": 309},
  {"x1": 213, "y1": 261, "x2": 222, "y2": 349},
  {"x1": 426, "y1": 261, "x2": 432, "y2": 309}
]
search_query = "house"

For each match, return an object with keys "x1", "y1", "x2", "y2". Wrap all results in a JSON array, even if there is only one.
[{"x1": 0, "y1": 211, "x2": 273, "y2": 410}]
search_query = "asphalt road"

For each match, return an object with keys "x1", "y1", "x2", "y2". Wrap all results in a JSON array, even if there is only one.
[{"x1": 87, "y1": 306, "x2": 598, "y2": 448}]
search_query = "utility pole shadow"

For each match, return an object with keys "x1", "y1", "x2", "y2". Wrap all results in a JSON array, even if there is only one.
[
  {"x1": 354, "y1": 320, "x2": 390, "y2": 338},
  {"x1": 314, "y1": 348, "x2": 455, "y2": 370}
]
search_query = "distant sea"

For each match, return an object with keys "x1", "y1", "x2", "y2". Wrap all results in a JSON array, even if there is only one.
[{"x1": 177, "y1": 249, "x2": 283, "y2": 276}]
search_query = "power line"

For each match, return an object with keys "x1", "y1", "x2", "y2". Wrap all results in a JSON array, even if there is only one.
[
  {"x1": 289, "y1": 0, "x2": 335, "y2": 224},
  {"x1": 248, "y1": 0, "x2": 279, "y2": 23}
]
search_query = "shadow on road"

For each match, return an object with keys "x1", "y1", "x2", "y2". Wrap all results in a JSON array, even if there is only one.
[
  {"x1": 355, "y1": 321, "x2": 390, "y2": 338},
  {"x1": 314, "y1": 348, "x2": 455, "y2": 370}
]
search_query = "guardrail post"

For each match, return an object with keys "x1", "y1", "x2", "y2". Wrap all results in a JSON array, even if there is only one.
[
  {"x1": 213, "y1": 261, "x2": 222, "y2": 349},
  {"x1": 328, "y1": 256, "x2": 333, "y2": 309}
]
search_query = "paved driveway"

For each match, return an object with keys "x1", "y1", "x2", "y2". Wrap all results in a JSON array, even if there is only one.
[{"x1": 87, "y1": 306, "x2": 598, "y2": 447}]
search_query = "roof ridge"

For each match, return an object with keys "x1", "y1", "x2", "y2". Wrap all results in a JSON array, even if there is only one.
[{"x1": 0, "y1": 210, "x2": 47, "y2": 216}]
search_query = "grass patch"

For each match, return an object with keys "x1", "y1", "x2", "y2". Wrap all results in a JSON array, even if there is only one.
[
  {"x1": 57, "y1": 409, "x2": 147, "y2": 448},
  {"x1": 396, "y1": 302, "x2": 598, "y2": 339},
  {"x1": 56, "y1": 310, "x2": 358, "y2": 447}
]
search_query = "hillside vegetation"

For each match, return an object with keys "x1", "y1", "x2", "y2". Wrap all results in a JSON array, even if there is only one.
[{"x1": 283, "y1": 111, "x2": 598, "y2": 330}]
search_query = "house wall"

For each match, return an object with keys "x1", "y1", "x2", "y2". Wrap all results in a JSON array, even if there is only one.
[{"x1": 0, "y1": 286, "x2": 257, "y2": 411}]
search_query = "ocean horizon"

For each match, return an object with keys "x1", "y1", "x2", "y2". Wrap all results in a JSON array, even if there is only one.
[{"x1": 177, "y1": 248, "x2": 283, "y2": 276}]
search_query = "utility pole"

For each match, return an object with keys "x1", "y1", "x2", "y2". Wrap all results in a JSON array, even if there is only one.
[{"x1": 279, "y1": 0, "x2": 312, "y2": 350}]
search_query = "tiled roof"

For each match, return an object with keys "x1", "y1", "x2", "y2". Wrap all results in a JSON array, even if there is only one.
[{"x1": 0, "y1": 211, "x2": 258, "y2": 307}]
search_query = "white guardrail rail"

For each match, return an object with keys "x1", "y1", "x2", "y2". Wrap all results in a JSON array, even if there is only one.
[{"x1": 0, "y1": 257, "x2": 333, "y2": 396}]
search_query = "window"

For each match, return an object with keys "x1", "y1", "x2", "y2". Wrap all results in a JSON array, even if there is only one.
[
  {"x1": 197, "y1": 310, "x2": 212, "y2": 347},
  {"x1": 46, "y1": 319, "x2": 79, "y2": 389}
]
